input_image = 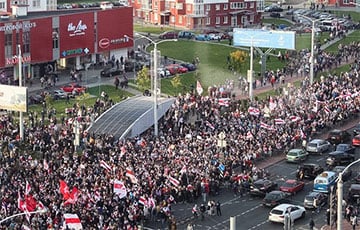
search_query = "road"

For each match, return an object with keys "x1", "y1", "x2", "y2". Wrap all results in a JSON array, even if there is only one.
[{"x1": 145, "y1": 122, "x2": 360, "y2": 230}]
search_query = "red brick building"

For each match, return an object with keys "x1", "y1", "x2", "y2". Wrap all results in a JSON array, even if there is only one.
[
  {"x1": 132, "y1": 0, "x2": 264, "y2": 29},
  {"x1": 0, "y1": 6, "x2": 133, "y2": 81}
]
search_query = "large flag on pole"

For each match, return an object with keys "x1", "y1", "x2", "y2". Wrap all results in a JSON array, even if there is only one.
[
  {"x1": 64, "y1": 213, "x2": 83, "y2": 230},
  {"x1": 113, "y1": 180, "x2": 127, "y2": 199}
]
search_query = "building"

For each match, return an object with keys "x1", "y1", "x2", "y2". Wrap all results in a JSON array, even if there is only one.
[
  {"x1": 1, "y1": 0, "x2": 57, "y2": 13},
  {"x1": 132, "y1": 0, "x2": 264, "y2": 30},
  {"x1": 0, "y1": 5, "x2": 133, "y2": 83},
  {"x1": 313, "y1": 0, "x2": 357, "y2": 7}
]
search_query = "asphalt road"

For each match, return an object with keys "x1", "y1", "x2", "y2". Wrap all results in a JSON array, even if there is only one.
[{"x1": 145, "y1": 123, "x2": 360, "y2": 230}]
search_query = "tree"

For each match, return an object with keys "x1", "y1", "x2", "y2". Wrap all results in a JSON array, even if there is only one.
[
  {"x1": 229, "y1": 50, "x2": 248, "y2": 73},
  {"x1": 136, "y1": 67, "x2": 151, "y2": 91},
  {"x1": 171, "y1": 74, "x2": 182, "y2": 89}
]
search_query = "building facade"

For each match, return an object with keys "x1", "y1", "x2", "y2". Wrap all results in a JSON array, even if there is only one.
[
  {"x1": 314, "y1": 0, "x2": 357, "y2": 7},
  {"x1": 132, "y1": 0, "x2": 264, "y2": 29},
  {"x1": 0, "y1": 6, "x2": 133, "y2": 82}
]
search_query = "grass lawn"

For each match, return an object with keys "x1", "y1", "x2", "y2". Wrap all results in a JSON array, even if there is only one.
[
  {"x1": 261, "y1": 18, "x2": 293, "y2": 27},
  {"x1": 134, "y1": 24, "x2": 178, "y2": 35},
  {"x1": 323, "y1": 30, "x2": 360, "y2": 53}
]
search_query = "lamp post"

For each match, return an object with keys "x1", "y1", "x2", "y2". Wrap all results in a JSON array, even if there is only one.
[
  {"x1": 18, "y1": 44, "x2": 24, "y2": 141},
  {"x1": 124, "y1": 35, "x2": 140, "y2": 80},
  {"x1": 337, "y1": 158, "x2": 360, "y2": 230},
  {"x1": 127, "y1": 33, "x2": 177, "y2": 136},
  {"x1": 0, "y1": 209, "x2": 47, "y2": 224}
]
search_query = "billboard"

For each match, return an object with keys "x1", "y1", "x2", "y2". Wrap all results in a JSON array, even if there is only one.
[
  {"x1": 60, "y1": 12, "x2": 95, "y2": 58},
  {"x1": 97, "y1": 8, "x2": 133, "y2": 52},
  {"x1": 0, "y1": 85, "x2": 27, "y2": 112},
  {"x1": 233, "y1": 29, "x2": 296, "y2": 50}
]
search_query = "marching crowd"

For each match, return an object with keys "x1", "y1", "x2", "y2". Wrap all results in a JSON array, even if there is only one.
[{"x1": 0, "y1": 40, "x2": 359, "y2": 230}]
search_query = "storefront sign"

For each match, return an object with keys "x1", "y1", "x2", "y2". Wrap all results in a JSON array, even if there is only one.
[
  {"x1": 62, "y1": 48, "x2": 83, "y2": 57},
  {"x1": 0, "y1": 21, "x2": 36, "y2": 32},
  {"x1": 5, "y1": 54, "x2": 31, "y2": 65},
  {"x1": 67, "y1": 20, "x2": 87, "y2": 37},
  {"x1": 99, "y1": 38, "x2": 110, "y2": 49},
  {"x1": 110, "y1": 37, "x2": 129, "y2": 44}
]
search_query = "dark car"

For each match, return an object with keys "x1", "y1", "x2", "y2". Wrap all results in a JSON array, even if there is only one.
[
  {"x1": 29, "y1": 94, "x2": 44, "y2": 104},
  {"x1": 180, "y1": 63, "x2": 197, "y2": 71},
  {"x1": 332, "y1": 166, "x2": 352, "y2": 182},
  {"x1": 159, "y1": 31, "x2": 178, "y2": 39},
  {"x1": 353, "y1": 123, "x2": 360, "y2": 135},
  {"x1": 326, "y1": 151, "x2": 355, "y2": 167},
  {"x1": 297, "y1": 163, "x2": 324, "y2": 180},
  {"x1": 124, "y1": 61, "x2": 143, "y2": 73},
  {"x1": 270, "y1": 12, "x2": 283, "y2": 18},
  {"x1": 264, "y1": 5, "x2": 283, "y2": 12},
  {"x1": 347, "y1": 184, "x2": 360, "y2": 204},
  {"x1": 336, "y1": 143, "x2": 355, "y2": 155},
  {"x1": 178, "y1": 31, "x2": 195, "y2": 39},
  {"x1": 303, "y1": 191, "x2": 327, "y2": 209},
  {"x1": 327, "y1": 129, "x2": 351, "y2": 145},
  {"x1": 100, "y1": 67, "x2": 122, "y2": 77},
  {"x1": 263, "y1": 191, "x2": 288, "y2": 207},
  {"x1": 250, "y1": 179, "x2": 277, "y2": 197}
]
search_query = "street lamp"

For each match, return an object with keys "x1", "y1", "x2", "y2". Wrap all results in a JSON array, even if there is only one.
[
  {"x1": 124, "y1": 35, "x2": 139, "y2": 80},
  {"x1": 0, "y1": 209, "x2": 47, "y2": 224},
  {"x1": 337, "y1": 158, "x2": 360, "y2": 230},
  {"x1": 18, "y1": 45, "x2": 24, "y2": 141},
  {"x1": 299, "y1": 15, "x2": 321, "y2": 85},
  {"x1": 128, "y1": 33, "x2": 177, "y2": 136}
]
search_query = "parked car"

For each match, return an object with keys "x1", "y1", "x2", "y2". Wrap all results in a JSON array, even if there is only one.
[
  {"x1": 29, "y1": 94, "x2": 44, "y2": 104},
  {"x1": 250, "y1": 179, "x2": 277, "y2": 197},
  {"x1": 159, "y1": 31, "x2": 178, "y2": 39},
  {"x1": 353, "y1": 123, "x2": 360, "y2": 135},
  {"x1": 100, "y1": 67, "x2": 122, "y2": 77},
  {"x1": 296, "y1": 163, "x2": 324, "y2": 180},
  {"x1": 262, "y1": 191, "x2": 288, "y2": 208},
  {"x1": 180, "y1": 63, "x2": 196, "y2": 71},
  {"x1": 166, "y1": 64, "x2": 188, "y2": 75},
  {"x1": 326, "y1": 151, "x2": 355, "y2": 167},
  {"x1": 195, "y1": 34, "x2": 210, "y2": 41},
  {"x1": 286, "y1": 148, "x2": 308, "y2": 163},
  {"x1": 306, "y1": 139, "x2": 331, "y2": 154},
  {"x1": 332, "y1": 166, "x2": 352, "y2": 182},
  {"x1": 270, "y1": 12, "x2": 283, "y2": 18},
  {"x1": 124, "y1": 61, "x2": 143, "y2": 72},
  {"x1": 178, "y1": 31, "x2": 195, "y2": 39},
  {"x1": 158, "y1": 68, "x2": 171, "y2": 78},
  {"x1": 60, "y1": 83, "x2": 86, "y2": 94},
  {"x1": 208, "y1": 33, "x2": 222, "y2": 40},
  {"x1": 327, "y1": 129, "x2": 351, "y2": 145},
  {"x1": 352, "y1": 135, "x2": 360, "y2": 147},
  {"x1": 52, "y1": 89, "x2": 67, "y2": 100},
  {"x1": 336, "y1": 143, "x2": 355, "y2": 155},
  {"x1": 264, "y1": 5, "x2": 283, "y2": 12},
  {"x1": 268, "y1": 204, "x2": 306, "y2": 223},
  {"x1": 279, "y1": 180, "x2": 305, "y2": 195},
  {"x1": 303, "y1": 191, "x2": 327, "y2": 209},
  {"x1": 347, "y1": 184, "x2": 360, "y2": 204}
]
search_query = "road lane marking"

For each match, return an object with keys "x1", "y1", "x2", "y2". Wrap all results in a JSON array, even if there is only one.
[{"x1": 249, "y1": 220, "x2": 269, "y2": 229}]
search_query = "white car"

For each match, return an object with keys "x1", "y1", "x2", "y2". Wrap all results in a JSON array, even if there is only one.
[
  {"x1": 268, "y1": 204, "x2": 306, "y2": 223},
  {"x1": 158, "y1": 68, "x2": 171, "y2": 78},
  {"x1": 306, "y1": 139, "x2": 331, "y2": 154}
]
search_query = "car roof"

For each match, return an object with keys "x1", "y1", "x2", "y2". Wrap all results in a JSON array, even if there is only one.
[
  {"x1": 268, "y1": 190, "x2": 284, "y2": 195},
  {"x1": 289, "y1": 148, "x2": 303, "y2": 152},
  {"x1": 309, "y1": 139, "x2": 325, "y2": 143},
  {"x1": 330, "y1": 129, "x2": 342, "y2": 133},
  {"x1": 284, "y1": 179, "x2": 297, "y2": 183},
  {"x1": 350, "y1": 184, "x2": 360, "y2": 190},
  {"x1": 328, "y1": 151, "x2": 346, "y2": 155},
  {"x1": 307, "y1": 191, "x2": 320, "y2": 197},
  {"x1": 272, "y1": 203, "x2": 295, "y2": 210}
]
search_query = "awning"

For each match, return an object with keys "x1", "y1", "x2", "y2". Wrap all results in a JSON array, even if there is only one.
[{"x1": 160, "y1": 11, "x2": 171, "y2": 16}]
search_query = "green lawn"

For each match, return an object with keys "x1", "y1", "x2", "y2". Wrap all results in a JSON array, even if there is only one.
[
  {"x1": 261, "y1": 18, "x2": 293, "y2": 26},
  {"x1": 324, "y1": 30, "x2": 360, "y2": 53},
  {"x1": 134, "y1": 24, "x2": 178, "y2": 35}
]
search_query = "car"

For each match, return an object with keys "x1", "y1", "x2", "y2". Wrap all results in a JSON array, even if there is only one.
[
  {"x1": 195, "y1": 34, "x2": 210, "y2": 41},
  {"x1": 270, "y1": 12, "x2": 283, "y2": 18},
  {"x1": 249, "y1": 179, "x2": 277, "y2": 197},
  {"x1": 180, "y1": 63, "x2": 196, "y2": 71},
  {"x1": 336, "y1": 143, "x2": 355, "y2": 155},
  {"x1": 303, "y1": 191, "x2": 327, "y2": 209},
  {"x1": 264, "y1": 5, "x2": 283, "y2": 12},
  {"x1": 332, "y1": 166, "x2": 352, "y2": 182},
  {"x1": 353, "y1": 123, "x2": 360, "y2": 135},
  {"x1": 268, "y1": 204, "x2": 306, "y2": 223},
  {"x1": 286, "y1": 148, "x2": 308, "y2": 163},
  {"x1": 166, "y1": 64, "x2": 188, "y2": 75},
  {"x1": 178, "y1": 31, "x2": 195, "y2": 39},
  {"x1": 327, "y1": 129, "x2": 351, "y2": 145},
  {"x1": 306, "y1": 139, "x2": 331, "y2": 154},
  {"x1": 52, "y1": 89, "x2": 67, "y2": 100},
  {"x1": 326, "y1": 151, "x2": 355, "y2": 167},
  {"x1": 296, "y1": 163, "x2": 324, "y2": 180},
  {"x1": 100, "y1": 67, "x2": 122, "y2": 77},
  {"x1": 158, "y1": 68, "x2": 171, "y2": 78},
  {"x1": 352, "y1": 135, "x2": 360, "y2": 147},
  {"x1": 60, "y1": 83, "x2": 86, "y2": 94},
  {"x1": 29, "y1": 94, "x2": 44, "y2": 104},
  {"x1": 124, "y1": 61, "x2": 143, "y2": 73},
  {"x1": 279, "y1": 179, "x2": 305, "y2": 195},
  {"x1": 262, "y1": 191, "x2": 288, "y2": 207},
  {"x1": 347, "y1": 184, "x2": 360, "y2": 204},
  {"x1": 159, "y1": 31, "x2": 178, "y2": 39},
  {"x1": 208, "y1": 33, "x2": 222, "y2": 40}
]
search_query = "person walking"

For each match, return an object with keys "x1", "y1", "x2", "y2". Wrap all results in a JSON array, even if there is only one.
[
  {"x1": 309, "y1": 217, "x2": 315, "y2": 230},
  {"x1": 351, "y1": 215, "x2": 358, "y2": 230},
  {"x1": 216, "y1": 201, "x2": 222, "y2": 216}
]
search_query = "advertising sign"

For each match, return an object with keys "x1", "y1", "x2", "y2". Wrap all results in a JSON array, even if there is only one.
[
  {"x1": 0, "y1": 85, "x2": 27, "y2": 112},
  {"x1": 97, "y1": 8, "x2": 133, "y2": 52},
  {"x1": 60, "y1": 13, "x2": 94, "y2": 58},
  {"x1": 233, "y1": 28, "x2": 296, "y2": 50}
]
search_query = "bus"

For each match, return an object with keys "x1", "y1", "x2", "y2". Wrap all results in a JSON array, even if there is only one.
[{"x1": 313, "y1": 171, "x2": 337, "y2": 193}]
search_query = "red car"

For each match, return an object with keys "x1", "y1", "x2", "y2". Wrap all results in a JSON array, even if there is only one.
[
  {"x1": 352, "y1": 135, "x2": 360, "y2": 147},
  {"x1": 60, "y1": 83, "x2": 86, "y2": 94},
  {"x1": 166, "y1": 64, "x2": 188, "y2": 75},
  {"x1": 279, "y1": 179, "x2": 305, "y2": 194}
]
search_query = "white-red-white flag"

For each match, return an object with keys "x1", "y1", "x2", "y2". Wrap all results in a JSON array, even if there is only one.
[
  {"x1": 43, "y1": 159, "x2": 49, "y2": 171},
  {"x1": 218, "y1": 98, "x2": 230, "y2": 107},
  {"x1": 99, "y1": 160, "x2": 112, "y2": 172},
  {"x1": 64, "y1": 213, "x2": 83, "y2": 230},
  {"x1": 289, "y1": 115, "x2": 301, "y2": 123},
  {"x1": 126, "y1": 168, "x2": 138, "y2": 184},
  {"x1": 196, "y1": 80, "x2": 203, "y2": 95},
  {"x1": 18, "y1": 191, "x2": 24, "y2": 211},
  {"x1": 138, "y1": 196, "x2": 148, "y2": 207},
  {"x1": 25, "y1": 181, "x2": 31, "y2": 196},
  {"x1": 179, "y1": 165, "x2": 187, "y2": 174},
  {"x1": 260, "y1": 122, "x2": 274, "y2": 130},
  {"x1": 246, "y1": 131, "x2": 253, "y2": 139},
  {"x1": 113, "y1": 180, "x2": 127, "y2": 199},
  {"x1": 148, "y1": 197, "x2": 156, "y2": 208},
  {"x1": 274, "y1": 118, "x2": 285, "y2": 125},
  {"x1": 324, "y1": 106, "x2": 331, "y2": 114},
  {"x1": 205, "y1": 121, "x2": 215, "y2": 130},
  {"x1": 248, "y1": 107, "x2": 260, "y2": 116},
  {"x1": 168, "y1": 175, "x2": 180, "y2": 187}
]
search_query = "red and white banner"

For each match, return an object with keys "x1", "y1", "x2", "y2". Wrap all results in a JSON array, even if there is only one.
[
  {"x1": 25, "y1": 181, "x2": 31, "y2": 196},
  {"x1": 126, "y1": 168, "x2": 138, "y2": 184},
  {"x1": 205, "y1": 121, "x2": 215, "y2": 130},
  {"x1": 274, "y1": 118, "x2": 285, "y2": 125},
  {"x1": 196, "y1": 80, "x2": 203, "y2": 95},
  {"x1": 324, "y1": 106, "x2": 331, "y2": 114},
  {"x1": 289, "y1": 115, "x2": 301, "y2": 123},
  {"x1": 248, "y1": 107, "x2": 260, "y2": 116},
  {"x1": 64, "y1": 213, "x2": 83, "y2": 230},
  {"x1": 100, "y1": 160, "x2": 112, "y2": 172},
  {"x1": 113, "y1": 180, "x2": 127, "y2": 199},
  {"x1": 218, "y1": 98, "x2": 230, "y2": 107},
  {"x1": 138, "y1": 196, "x2": 148, "y2": 207},
  {"x1": 168, "y1": 175, "x2": 180, "y2": 187},
  {"x1": 260, "y1": 122, "x2": 274, "y2": 130}
]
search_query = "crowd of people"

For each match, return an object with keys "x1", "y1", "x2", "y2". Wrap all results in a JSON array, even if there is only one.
[{"x1": 0, "y1": 39, "x2": 359, "y2": 230}]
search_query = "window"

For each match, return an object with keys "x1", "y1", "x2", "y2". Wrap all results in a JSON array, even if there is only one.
[
  {"x1": 206, "y1": 4, "x2": 210, "y2": 11},
  {"x1": 32, "y1": 0, "x2": 40, "y2": 7},
  {"x1": 215, "y1": 4, "x2": 220, "y2": 11},
  {"x1": 223, "y1": 4, "x2": 228, "y2": 10},
  {"x1": 5, "y1": 34, "x2": 12, "y2": 57},
  {"x1": 230, "y1": 2, "x2": 244, "y2": 9},
  {"x1": 22, "y1": 31, "x2": 30, "y2": 53},
  {"x1": 179, "y1": 15, "x2": 182, "y2": 24},
  {"x1": 52, "y1": 28, "x2": 59, "y2": 49},
  {"x1": 0, "y1": 2, "x2": 5, "y2": 9},
  {"x1": 216, "y1": 16, "x2": 220, "y2": 24},
  {"x1": 223, "y1": 16, "x2": 228, "y2": 24},
  {"x1": 206, "y1": 17, "x2": 210, "y2": 25},
  {"x1": 249, "y1": 2, "x2": 254, "y2": 8},
  {"x1": 343, "y1": 0, "x2": 349, "y2": 3}
]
